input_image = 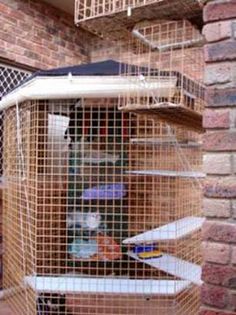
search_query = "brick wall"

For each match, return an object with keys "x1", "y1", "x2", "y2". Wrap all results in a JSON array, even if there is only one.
[
  {"x1": 0, "y1": 0, "x2": 90, "y2": 70},
  {"x1": 201, "y1": 1, "x2": 236, "y2": 314},
  {"x1": 0, "y1": 185, "x2": 2, "y2": 290}
]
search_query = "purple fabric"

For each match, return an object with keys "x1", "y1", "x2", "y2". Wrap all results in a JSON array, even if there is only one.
[{"x1": 81, "y1": 183, "x2": 126, "y2": 200}]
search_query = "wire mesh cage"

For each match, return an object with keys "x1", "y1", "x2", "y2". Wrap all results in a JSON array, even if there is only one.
[
  {"x1": 118, "y1": 19, "x2": 205, "y2": 132},
  {"x1": 2, "y1": 93, "x2": 203, "y2": 315},
  {"x1": 74, "y1": 0, "x2": 202, "y2": 37},
  {"x1": 0, "y1": 63, "x2": 30, "y2": 175},
  {"x1": 0, "y1": 64, "x2": 30, "y2": 291}
]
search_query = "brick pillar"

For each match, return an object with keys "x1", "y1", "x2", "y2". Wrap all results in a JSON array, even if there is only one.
[
  {"x1": 0, "y1": 186, "x2": 2, "y2": 290},
  {"x1": 201, "y1": 1, "x2": 236, "y2": 314}
]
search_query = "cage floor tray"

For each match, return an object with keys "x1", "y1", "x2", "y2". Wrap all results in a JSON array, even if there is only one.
[
  {"x1": 123, "y1": 216, "x2": 205, "y2": 244},
  {"x1": 122, "y1": 103, "x2": 203, "y2": 132},
  {"x1": 25, "y1": 276, "x2": 191, "y2": 295},
  {"x1": 127, "y1": 252, "x2": 202, "y2": 285},
  {"x1": 126, "y1": 170, "x2": 205, "y2": 178}
]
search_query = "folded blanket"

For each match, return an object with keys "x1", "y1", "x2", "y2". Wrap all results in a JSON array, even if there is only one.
[{"x1": 81, "y1": 183, "x2": 126, "y2": 200}]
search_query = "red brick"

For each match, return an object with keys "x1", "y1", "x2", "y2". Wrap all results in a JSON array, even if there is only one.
[
  {"x1": 230, "y1": 292, "x2": 236, "y2": 311},
  {"x1": 204, "y1": 0, "x2": 236, "y2": 22},
  {"x1": 16, "y1": 38, "x2": 34, "y2": 51},
  {"x1": 205, "y1": 62, "x2": 236, "y2": 86},
  {"x1": 0, "y1": 0, "x2": 90, "y2": 69},
  {"x1": 8, "y1": 7, "x2": 25, "y2": 20},
  {"x1": 201, "y1": 284, "x2": 229, "y2": 308},
  {"x1": 42, "y1": 40, "x2": 58, "y2": 52},
  {"x1": 232, "y1": 246, "x2": 236, "y2": 264},
  {"x1": 232, "y1": 200, "x2": 236, "y2": 219},
  {"x1": 202, "y1": 241, "x2": 231, "y2": 264},
  {"x1": 203, "y1": 109, "x2": 230, "y2": 129},
  {"x1": 203, "y1": 21, "x2": 233, "y2": 43},
  {"x1": 204, "y1": 178, "x2": 236, "y2": 198},
  {"x1": 6, "y1": 43, "x2": 26, "y2": 56},
  {"x1": 35, "y1": 29, "x2": 53, "y2": 42},
  {"x1": 204, "y1": 41, "x2": 236, "y2": 62},
  {"x1": 0, "y1": 16, "x2": 17, "y2": 29},
  {"x1": 202, "y1": 221, "x2": 236, "y2": 243},
  {"x1": 200, "y1": 308, "x2": 236, "y2": 315},
  {"x1": 0, "y1": 3, "x2": 10, "y2": 15},
  {"x1": 203, "y1": 153, "x2": 231, "y2": 174},
  {"x1": 232, "y1": 110, "x2": 236, "y2": 129},
  {"x1": 41, "y1": 56, "x2": 58, "y2": 68},
  {"x1": 203, "y1": 198, "x2": 231, "y2": 218},
  {"x1": 24, "y1": 50, "x2": 41, "y2": 62},
  {"x1": 206, "y1": 88, "x2": 236, "y2": 107},
  {"x1": 0, "y1": 31, "x2": 16, "y2": 45},
  {"x1": 205, "y1": 41, "x2": 236, "y2": 63},
  {"x1": 233, "y1": 155, "x2": 236, "y2": 174},
  {"x1": 203, "y1": 131, "x2": 236, "y2": 151},
  {"x1": 202, "y1": 263, "x2": 236, "y2": 287}
]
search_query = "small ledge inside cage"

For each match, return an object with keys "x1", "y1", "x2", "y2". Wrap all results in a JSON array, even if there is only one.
[
  {"x1": 127, "y1": 252, "x2": 202, "y2": 285},
  {"x1": 130, "y1": 138, "x2": 202, "y2": 147},
  {"x1": 123, "y1": 216, "x2": 205, "y2": 244},
  {"x1": 126, "y1": 170, "x2": 205, "y2": 178}
]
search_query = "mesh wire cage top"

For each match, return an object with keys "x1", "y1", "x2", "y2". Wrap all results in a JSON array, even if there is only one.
[
  {"x1": 118, "y1": 19, "x2": 205, "y2": 133},
  {"x1": 1, "y1": 59, "x2": 204, "y2": 315},
  {"x1": 74, "y1": 0, "x2": 202, "y2": 37}
]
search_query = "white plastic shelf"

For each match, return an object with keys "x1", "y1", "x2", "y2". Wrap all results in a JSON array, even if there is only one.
[
  {"x1": 25, "y1": 276, "x2": 191, "y2": 295},
  {"x1": 130, "y1": 138, "x2": 201, "y2": 148},
  {"x1": 126, "y1": 170, "x2": 205, "y2": 178},
  {"x1": 127, "y1": 252, "x2": 202, "y2": 285},
  {"x1": 123, "y1": 216, "x2": 205, "y2": 244}
]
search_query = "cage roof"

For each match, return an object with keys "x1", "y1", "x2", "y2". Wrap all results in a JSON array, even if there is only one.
[
  {"x1": 4, "y1": 60, "x2": 143, "y2": 96},
  {"x1": 0, "y1": 59, "x2": 162, "y2": 111},
  {"x1": 3, "y1": 59, "x2": 151, "y2": 97},
  {"x1": 30, "y1": 60, "x2": 132, "y2": 78},
  {"x1": 0, "y1": 59, "x2": 203, "y2": 111}
]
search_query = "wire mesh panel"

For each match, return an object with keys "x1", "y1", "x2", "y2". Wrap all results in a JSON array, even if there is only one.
[
  {"x1": 0, "y1": 64, "x2": 30, "y2": 174},
  {"x1": 0, "y1": 64, "x2": 30, "y2": 292},
  {"x1": 0, "y1": 64, "x2": 30, "y2": 99},
  {"x1": 118, "y1": 19, "x2": 205, "y2": 132},
  {"x1": 75, "y1": 0, "x2": 202, "y2": 37},
  {"x1": 3, "y1": 96, "x2": 203, "y2": 315}
]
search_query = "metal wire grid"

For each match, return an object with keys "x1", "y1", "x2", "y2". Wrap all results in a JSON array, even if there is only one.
[
  {"x1": 0, "y1": 64, "x2": 30, "y2": 176},
  {"x1": 0, "y1": 64, "x2": 30, "y2": 294},
  {"x1": 119, "y1": 19, "x2": 205, "y2": 124},
  {"x1": 75, "y1": 0, "x2": 201, "y2": 25},
  {"x1": 3, "y1": 98, "x2": 202, "y2": 315},
  {"x1": 0, "y1": 64, "x2": 30, "y2": 99}
]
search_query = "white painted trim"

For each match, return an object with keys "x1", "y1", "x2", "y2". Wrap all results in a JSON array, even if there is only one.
[{"x1": 0, "y1": 75, "x2": 177, "y2": 111}]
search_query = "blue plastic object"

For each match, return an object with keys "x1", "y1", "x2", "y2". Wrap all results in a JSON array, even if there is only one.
[{"x1": 132, "y1": 245, "x2": 156, "y2": 254}]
